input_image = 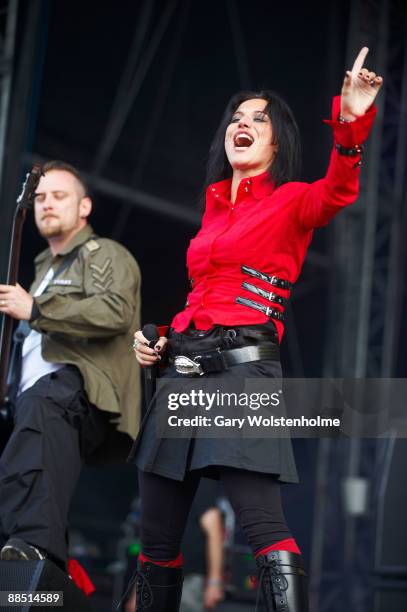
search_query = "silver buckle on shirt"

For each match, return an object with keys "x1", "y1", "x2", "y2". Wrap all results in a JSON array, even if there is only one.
[{"x1": 174, "y1": 355, "x2": 204, "y2": 376}]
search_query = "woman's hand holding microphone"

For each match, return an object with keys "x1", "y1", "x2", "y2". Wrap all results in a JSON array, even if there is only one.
[{"x1": 133, "y1": 328, "x2": 168, "y2": 366}]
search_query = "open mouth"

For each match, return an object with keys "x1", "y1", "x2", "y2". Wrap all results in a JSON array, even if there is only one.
[{"x1": 233, "y1": 132, "x2": 254, "y2": 149}]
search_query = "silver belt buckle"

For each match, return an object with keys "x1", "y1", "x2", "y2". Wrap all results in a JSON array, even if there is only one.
[{"x1": 174, "y1": 355, "x2": 204, "y2": 376}]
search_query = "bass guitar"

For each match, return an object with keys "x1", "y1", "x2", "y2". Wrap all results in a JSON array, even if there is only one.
[{"x1": 0, "y1": 163, "x2": 42, "y2": 408}]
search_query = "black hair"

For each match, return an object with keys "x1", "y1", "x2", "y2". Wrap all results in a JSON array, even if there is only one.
[{"x1": 203, "y1": 90, "x2": 301, "y2": 200}]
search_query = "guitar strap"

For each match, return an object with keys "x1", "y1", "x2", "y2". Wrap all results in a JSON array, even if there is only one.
[{"x1": 5, "y1": 245, "x2": 82, "y2": 408}]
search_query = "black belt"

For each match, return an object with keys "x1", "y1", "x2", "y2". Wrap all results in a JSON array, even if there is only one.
[
  {"x1": 170, "y1": 343, "x2": 280, "y2": 376},
  {"x1": 242, "y1": 281, "x2": 287, "y2": 306},
  {"x1": 241, "y1": 265, "x2": 292, "y2": 290},
  {"x1": 235, "y1": 297, "x2": 285, "y2": 322}
]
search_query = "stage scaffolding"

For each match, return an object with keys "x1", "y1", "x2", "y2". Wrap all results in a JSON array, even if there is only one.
[
  {"x1": 310, "y1": 1, "x2": 407, "y2": 610},
  {"x1": 0, "y1": 0, "x2": 46, "y2": 281},
  {"x1": 0, "y1": 0, "x2": 18, "y2": 271}
]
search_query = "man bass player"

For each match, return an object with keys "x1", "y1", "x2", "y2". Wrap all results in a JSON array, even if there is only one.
[{"x1": 0, "y1": 160, "x2": 141, "y2": 571}]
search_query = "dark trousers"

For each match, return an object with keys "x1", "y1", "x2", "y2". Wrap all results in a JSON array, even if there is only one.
[
  {"x1": 139, "y1": 466, "x2": 292, "y2": 561},
  {"x1": 0, "y1": 366, "x2": 106, "y2": 567}
]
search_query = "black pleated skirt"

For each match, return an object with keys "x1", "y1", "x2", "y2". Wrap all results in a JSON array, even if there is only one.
[{"x1": 130, "y1": 325, "x2": 299, "y2": 484}]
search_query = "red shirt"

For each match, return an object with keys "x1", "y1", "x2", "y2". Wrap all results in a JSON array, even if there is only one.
[{"x1": 171, "y1": 97, "x2": 377, "y2": 341}]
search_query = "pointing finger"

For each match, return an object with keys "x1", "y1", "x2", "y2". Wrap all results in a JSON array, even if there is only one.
[{"x1": 352, "y1": 47, "x2": 369, "y2": 76}]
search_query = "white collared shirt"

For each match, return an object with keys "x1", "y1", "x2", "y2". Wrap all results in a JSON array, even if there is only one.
[{"x1": 19, "y1": 267, "x2": 62, "y2": 394}]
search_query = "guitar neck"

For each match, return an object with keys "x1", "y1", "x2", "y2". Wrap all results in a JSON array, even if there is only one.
[
  {"x1": 0, "y1": 163, "x2": 42, "y2": 406},
  {"x1": 0, "y1": 208, "x2": 27, "y2": 405}
]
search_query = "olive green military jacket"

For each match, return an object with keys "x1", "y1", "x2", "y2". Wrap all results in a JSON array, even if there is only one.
[{"x1": 29, "y1": 225, "x2": 141, "y2": 439}]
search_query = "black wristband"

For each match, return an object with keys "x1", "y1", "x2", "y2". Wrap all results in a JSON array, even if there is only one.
[
  {"x1": 30, "y1": 299, "x2": 40, "y2": 322},
  {"x1": 335, "y1": 143, "x2": 364, "y2": 167},
  {"x1": 335, "y1": 143, "x2": 363, "y2": 156}
]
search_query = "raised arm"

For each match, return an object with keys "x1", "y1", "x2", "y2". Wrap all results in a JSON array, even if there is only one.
[{"x1": 296, "y1": 47, "x2": 383, "y2": 230}]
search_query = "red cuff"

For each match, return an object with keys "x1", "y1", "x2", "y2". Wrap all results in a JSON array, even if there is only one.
[
  {"x1": 139, "y1": 551, "x2": 183, "y2": 567},
  {"x1": 67, "y1": 559, "x2": 95, "y2": 596},
  {"x1": 157, "y1": 325, "x2": 169, "y2": 337},
  {"x1": 323, "y1": 95, "x2": 377, "y2": 146}
]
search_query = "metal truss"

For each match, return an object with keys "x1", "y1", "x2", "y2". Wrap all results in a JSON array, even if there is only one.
[
  {"x1": 25, "y1": 151, "x2": 201, "y2": 226},
  {"x1": 92, "y1": 0, "x2": 178, "y2": 176},
  {"x1": 0, "y1": 0, "x2": 18, "y2": 201},
  {"x1": 0, "y1": 0, "x2": 46, "y2": 276},
  {"x1": 111, "y1": 0, "x2": 190, "y2": 239},
  {"x1": 310, "y1": 1, "x2": 407, "y2": 611}
]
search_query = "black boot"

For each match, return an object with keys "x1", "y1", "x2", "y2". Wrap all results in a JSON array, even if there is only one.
[
  {"x1": 256, "y1": 550, "x2": 309, "y2": 612},
  {"x1": 133, "y1": 561, "x2": 183, "y2": 611}
]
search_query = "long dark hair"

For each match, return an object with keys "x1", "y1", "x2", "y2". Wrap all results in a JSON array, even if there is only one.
[{"x1": 202, "y1": 90, "x2": 301, "y2": 200}]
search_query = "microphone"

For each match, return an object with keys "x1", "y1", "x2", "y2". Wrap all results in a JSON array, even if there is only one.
[
  {"x1": 142, "y1": 324, "x2": 160, "y2": 350},
  {"x1": 142, "y1": 324, "x2": 160, "y2": 407}
]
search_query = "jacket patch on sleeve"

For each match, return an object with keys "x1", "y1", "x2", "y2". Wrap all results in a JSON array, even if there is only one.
[
  {"x1": 93, "y1": 279, "x2": 113, "y2": 291},
  {"x1": 51, "y1": 279, "x2": 73, "y2": 285},
  {"x1": 89, "y1": 258, "x2": 113, "y2": 290},
  {"x1": 85, "y1": 239, "x2": 101, "y2": 252}
]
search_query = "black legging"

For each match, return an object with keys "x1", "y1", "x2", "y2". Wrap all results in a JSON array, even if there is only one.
[{"x1": 139, "y1": 466, "x2": 292, "y2": 561}]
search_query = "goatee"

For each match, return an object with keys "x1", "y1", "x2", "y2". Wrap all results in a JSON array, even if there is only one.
[{"x1": 39, "y1": 224, "x2": 62, "y2": 239}]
